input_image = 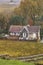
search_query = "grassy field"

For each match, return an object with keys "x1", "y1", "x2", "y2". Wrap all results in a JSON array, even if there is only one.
[
  {"x1": 0, "y1": 7, "x2": 14, "y2": 13},
  {"x1": 0, "y1": 40, "x2": 43, "y2": 57},
  {"x1": 0, "y1": 59, "x2": 35, "y2": 65}
]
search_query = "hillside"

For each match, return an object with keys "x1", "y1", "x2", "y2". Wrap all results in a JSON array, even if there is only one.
[{"x1": 0, "y1": 4, "x2": 17, "y2": 13}]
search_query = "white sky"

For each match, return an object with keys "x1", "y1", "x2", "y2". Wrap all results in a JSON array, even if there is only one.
[{"x1": 0, "y1": 0, "x2": 21, "y2": 3}]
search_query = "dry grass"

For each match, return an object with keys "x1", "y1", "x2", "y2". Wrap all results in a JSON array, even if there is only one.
[
  {"x1": 0, "y1": 40, "x2": 43, "y2": 57},
  {"x1": 0, "y1": 4, "x2": 15, "y2": 13}
]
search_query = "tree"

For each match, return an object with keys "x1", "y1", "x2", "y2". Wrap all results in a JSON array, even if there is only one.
[
  {"x1": 0, "y1": 13, "x2": 11, "y2": 33},
  {"x1": 0, "y1": 14, "x2": 6, "y2": 33},
  {"x1": 14, "y1": 0, "x2": 43, "y2": 25},
  {"x1": 9, "y1": 15, "x2": 26, "y2": 25}
]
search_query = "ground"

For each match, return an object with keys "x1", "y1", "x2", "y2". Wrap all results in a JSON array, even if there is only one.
[
  {"x1": 0, "y1": 40, "x2": 43, "y2": 65},
  {"x1": 0, "y1": 40, "x2": 43, "y2": 57}
]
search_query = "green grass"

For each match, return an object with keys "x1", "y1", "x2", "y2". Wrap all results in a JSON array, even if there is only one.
[
  {"x1": 0, "y1": 59, "x2": 35, "y2": 65},
  {"x1": 0, "y1": 40, "x2": 43, "y2": 57}
]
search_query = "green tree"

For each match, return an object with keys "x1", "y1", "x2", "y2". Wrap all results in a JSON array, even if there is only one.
[{"x1": 9, "y1": 15, "x2": 26, "y2": 25}]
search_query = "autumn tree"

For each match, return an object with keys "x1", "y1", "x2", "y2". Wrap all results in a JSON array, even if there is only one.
[
  {"x1": 0, "y1": 14, "x2": 6, "y2": 33},
  {"x1": 0, "y1": 12, "x2": 12, "y2": 33},
  {"x1": 14, "y1": 0, "x2": 43, "y2": 25}
]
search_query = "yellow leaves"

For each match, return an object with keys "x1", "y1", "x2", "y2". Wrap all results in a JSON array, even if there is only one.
[
  {"x1": 14, "y1": 7, "x2": 21, "y2": 15},
  {"x1": 30, "y1": 1, "x2": 37, "y2": 6}
]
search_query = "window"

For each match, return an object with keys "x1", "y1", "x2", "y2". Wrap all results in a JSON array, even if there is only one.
[
  {"x1": 33, "y1": 33, "x2": 36, "y2": 37},
  {"x1": 23, "y1": 32, "x2": 26, "y2": 38}
]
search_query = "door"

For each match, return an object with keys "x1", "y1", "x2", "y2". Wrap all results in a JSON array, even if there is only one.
[{"x1": 23, "y1": 32, "x2": 26, "y2": 38}]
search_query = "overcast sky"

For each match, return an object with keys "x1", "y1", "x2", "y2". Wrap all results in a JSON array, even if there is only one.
[
  {"x1": 0, "y1": 0, "x2": 10, "y2": 2},
  {"x1": 0, "y1": 0, "x2": 21, "y2": 3}
]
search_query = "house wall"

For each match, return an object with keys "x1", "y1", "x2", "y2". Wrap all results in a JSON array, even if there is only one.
[
  {"x1": 28, "y1": 33, "x2": 37, "y2": 40},
  {"x1": 9, "y1": 32, "x2": 20, "y2": 36},
  {"x1": 38, "y1": 29, "x2": 40, "y2": 41}
]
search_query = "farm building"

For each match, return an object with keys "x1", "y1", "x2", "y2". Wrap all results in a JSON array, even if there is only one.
[{"x1": 9, "y1": 25, "x2": 40, "y2": 40}]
